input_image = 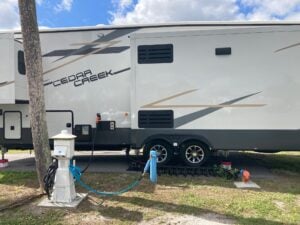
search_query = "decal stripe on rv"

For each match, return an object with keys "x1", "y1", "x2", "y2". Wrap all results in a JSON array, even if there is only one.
[{"x1": 174, "y1": 92, "x2": 264, "y2": 128}]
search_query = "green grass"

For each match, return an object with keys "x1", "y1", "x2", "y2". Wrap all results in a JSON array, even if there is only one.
[
  {"x1": 0, "y1": 209, "x2": 63, "y2": 225},
  {"x1": 6, "y1": 150, "x2": 32, "y2": 154},
  {"x1": 0, "y1": 152, "x2": 299, "y2": 225},
  {"x1": 0, "y1": 171, "x2": 36, "y2": 185},
  {"x1": 179, "y1": 183, "x2": 299, "y2": 224}
]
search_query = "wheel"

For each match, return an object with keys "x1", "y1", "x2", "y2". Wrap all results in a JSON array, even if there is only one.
[
  {"x1": 180, "y1": 141, "x2": 210, "y2": 167},
  {"x1": 143, "y1": 140, "x2": 173, "y2": 165}
]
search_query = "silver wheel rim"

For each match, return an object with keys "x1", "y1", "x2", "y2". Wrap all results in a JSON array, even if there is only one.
[
  {"x1": 151, "y1": 144, "x2": 168, "y2": 163},
  {"x1": 185, "y1": 145, "x2": 204, "y2": 164}
]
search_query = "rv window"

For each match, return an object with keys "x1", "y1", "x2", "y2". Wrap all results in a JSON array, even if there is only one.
[
  {"x1": 18, "y1": 51, "x2": 26, "y2": 75},
  {"x1": 138, "y1": 44, "x2": 173, "y2": 64}
]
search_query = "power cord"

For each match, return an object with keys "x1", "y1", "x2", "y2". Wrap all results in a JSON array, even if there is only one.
[
  {"x1": 43, "y1": 159, "x2": 58, "y2": 199},
  {"x1": 80, "y1": 123, "x2": 98, "y2": 173}
]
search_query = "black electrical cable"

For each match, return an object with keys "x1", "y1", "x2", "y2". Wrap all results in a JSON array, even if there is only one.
[
  {"x1": 43, "y1": 159, "x2": 58, "y2": 199},
  {"x1": 80, "y1": 125, "x2": 98, "y2": 173}
]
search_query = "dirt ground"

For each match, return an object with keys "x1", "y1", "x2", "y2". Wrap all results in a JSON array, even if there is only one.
[{"x1": 139, "y1": 213, "x2": 235, "y2": 225}]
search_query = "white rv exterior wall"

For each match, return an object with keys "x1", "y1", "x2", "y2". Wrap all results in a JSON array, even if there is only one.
[
  {"x1": 40, "y1": 29, "x2": 133, "y2": 128},
  {"x1": 131, "y1": 25, "x2": 300, "y2": 130},
  {"x1": 14, "y1": 41, "x2": 29, "y2": 101},
  {"x1": 0, "y1": 33, "x2": 15, "y2": 104}
]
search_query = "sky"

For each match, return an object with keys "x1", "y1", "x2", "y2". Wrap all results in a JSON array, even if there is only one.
[{"x1": 1, "y1": 0, "x2": 300, "y2": 30}]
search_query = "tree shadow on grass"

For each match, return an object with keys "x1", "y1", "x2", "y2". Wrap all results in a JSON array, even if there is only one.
[
  {"x1": 109, "y1": 195, "x2": 295, "y2": 225},
  {"x1": 74, "y1": 195, "x2": 144, "y2": 222}
]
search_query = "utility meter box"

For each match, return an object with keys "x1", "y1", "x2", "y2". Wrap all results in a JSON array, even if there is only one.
[{"x1": 52, "y1": 130, "x2": 76, "y2": 158}]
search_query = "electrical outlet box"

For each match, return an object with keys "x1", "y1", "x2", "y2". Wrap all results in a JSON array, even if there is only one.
[{"x1": 53, "y1": 145, "x2": 68, "y2": 157}]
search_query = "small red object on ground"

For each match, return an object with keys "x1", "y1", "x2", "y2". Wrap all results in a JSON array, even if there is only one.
[
  {"x1": 242, "y1": 169, "x2": 250, "y2": 182},
  {"x1": 0, "y1": 159, "x2": 8, "y2": 168},
  {"x1": 221, "y1": 161, "x2": 232, "y2": 170}
]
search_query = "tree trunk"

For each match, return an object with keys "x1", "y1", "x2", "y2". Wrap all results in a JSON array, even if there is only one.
[{"x1": 18, "y1": 0, "x2": 51, "y2": 193}]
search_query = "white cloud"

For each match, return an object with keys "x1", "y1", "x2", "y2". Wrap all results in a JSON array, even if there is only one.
[
  {"x1": 240, "y1": 0, "x2": 300, "y2": 20},
  {"x1": 110, "y1": 0, "x2": 300, "y2": 24},
  {"x1": 286, "y1": 12, "x2": 300, "y2": 20},
  {"x1": 55, "y1": 0, "x2": 74, "y2": 12},
  {"x1": 0, "y1": 0, "x2": 19, "y2": 30},
  {"x1": 111, "y1": 0, "x2": 134, "y2": 19},
  {"x1": 112, "y1": 0, "x2": 133, "y2": 10},
  {"x1": 111, "y1": 0, "x2": 243, "y2": 24},
  {"x1": 36, "y1": 0, "x2": 44, "y2": 5},
  {"x1": 119, "y1": 0, "x2": 133, "y2": 10},
  {"x1": 0, "y1": 0, "x2": 47, "y2": 30}
]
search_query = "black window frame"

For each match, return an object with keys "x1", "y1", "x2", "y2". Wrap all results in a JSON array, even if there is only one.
[{"x1": 18, "y1": 50, "x2": 26, "y2": 75}]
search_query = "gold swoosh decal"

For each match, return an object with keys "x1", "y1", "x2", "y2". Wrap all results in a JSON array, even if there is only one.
[
  {"x1": 142, "y1": 89, "x2": 265, "y2": 109},
  {"x1": 142, "y1": 89, "x2": 198, "y2": 108},
  {"x1": 146, "y1": 104, "x2": 266, "y2": 108}
]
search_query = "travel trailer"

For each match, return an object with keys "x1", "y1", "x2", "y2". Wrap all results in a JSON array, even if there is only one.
[{"x1": 1, "y1": 22, "x2": 300, "y2": 166}]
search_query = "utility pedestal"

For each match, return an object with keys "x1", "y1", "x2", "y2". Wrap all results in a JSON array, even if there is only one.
[{"x1": 39, "y1": 130, "x2": 87, "y2": 208}]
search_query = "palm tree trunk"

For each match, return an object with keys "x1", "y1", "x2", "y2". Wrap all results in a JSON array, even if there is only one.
[{"x1": 18, "y1": 0, "x2": 51, "y2": 193}]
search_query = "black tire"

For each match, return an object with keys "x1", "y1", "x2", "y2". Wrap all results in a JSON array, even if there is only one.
[
  {"x1": 143, "y1": 140, "x2": 173, "y2": 166},
  {"x1": 180, "y1": 141, "x2": 210, "y2": 167}
]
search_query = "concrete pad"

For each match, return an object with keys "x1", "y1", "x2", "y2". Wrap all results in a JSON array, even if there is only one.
[
  {"x1": 234, "y1": 180, "x2": 260, "y2": 189},
  {"x1": 38, "y1": 193, "x2": 88, "y2": 208}
]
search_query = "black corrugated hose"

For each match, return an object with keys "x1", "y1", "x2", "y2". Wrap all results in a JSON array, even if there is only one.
[{"x1": 43, "y1": 159, "x2": 58, "y2": 199}]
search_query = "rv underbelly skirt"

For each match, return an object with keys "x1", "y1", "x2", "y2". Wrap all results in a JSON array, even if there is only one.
[{"x1": 131, "y1": 129, "x2": 300, "y2": 151}]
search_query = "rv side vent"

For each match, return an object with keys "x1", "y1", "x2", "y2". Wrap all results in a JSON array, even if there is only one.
[
  {"x1": 138, "y1": 110, "x2": 174, "y2": 128},
  {"x1": 215, "y1": 47, "x2": 231, "y2": 56},
  {"x1": 138, "y1": 44, "x2": 173, "y2": 64}
]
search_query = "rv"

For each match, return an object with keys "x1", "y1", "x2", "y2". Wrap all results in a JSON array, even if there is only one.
[{"x1": 1, "y1": 22, "x2": 300, "y2": 166}]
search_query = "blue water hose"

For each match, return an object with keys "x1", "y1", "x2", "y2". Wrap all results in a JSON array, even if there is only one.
[
  {"x1": 142, "y1": 150, "x2": 157, "y2": 183},
  {"x1": 69, "y1": 151, "x2": 157, "y2": 196},
  {"x1": 150, "y1": 150, "x2": 157, "y2": 183}
]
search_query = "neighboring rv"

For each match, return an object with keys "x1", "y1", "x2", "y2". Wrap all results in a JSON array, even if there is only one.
[{"x1": 1, "y1": 22, "x2": 300, "y2": 166}]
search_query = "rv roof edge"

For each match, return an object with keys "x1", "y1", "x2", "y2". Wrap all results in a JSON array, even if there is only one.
[{"x1": 0, "y1": 21, "x2": 299, "y2": 35}]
